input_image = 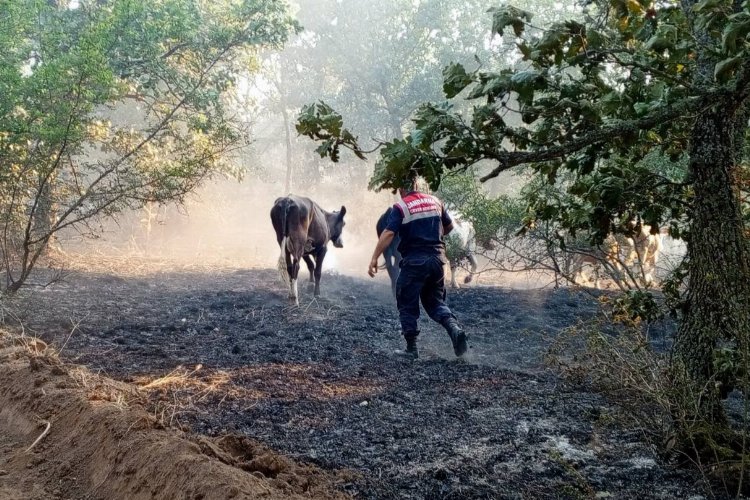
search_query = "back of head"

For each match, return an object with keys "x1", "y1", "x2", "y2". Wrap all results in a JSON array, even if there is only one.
[
  {"x1": 412, "y1": 176, "x2": 431, "y2": 194},
  {"x1": 396, "y1": 174, "x2": 431, "y2": 199}
]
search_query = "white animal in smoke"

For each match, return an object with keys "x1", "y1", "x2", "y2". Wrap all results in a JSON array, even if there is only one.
[
  {"x1": 445, "y1": 215, "x2": 479, "y2": 289},
  {"x1": 376, "y1": 203, "x2": 485, "y2": 292}
]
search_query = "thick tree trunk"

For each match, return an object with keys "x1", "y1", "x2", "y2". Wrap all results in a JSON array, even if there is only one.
[{"x1": 673, "y1": 103, "x2": 750, "y2": 433}]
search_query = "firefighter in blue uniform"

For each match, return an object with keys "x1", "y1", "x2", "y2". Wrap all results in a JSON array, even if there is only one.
[{"x1": 368, "y1": 177, "x2": 468, "y2": 359}]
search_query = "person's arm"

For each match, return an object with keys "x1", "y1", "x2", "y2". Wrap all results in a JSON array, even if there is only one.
[{"x1": 368, "y1": 230, "x2": 396, "y2": 277}]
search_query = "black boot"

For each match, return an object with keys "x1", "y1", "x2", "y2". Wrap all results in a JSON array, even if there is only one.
[
  {"x1": 395, "y1": 336, "x2": 419, "y2": 360},
  {"x1": 442, "y1": 319, "x2": 467, "y2": 357}
]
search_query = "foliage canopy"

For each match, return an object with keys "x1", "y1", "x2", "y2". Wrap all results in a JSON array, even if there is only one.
[{"x1": 0, "y1": 0, "x2": 298, "y2": 291}]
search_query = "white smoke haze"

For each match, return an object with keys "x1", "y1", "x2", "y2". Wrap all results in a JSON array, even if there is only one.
[
  {"x1": 49, "y1": 0, "x2": 689, "y2": 297},
  {"x1": 63, "y1": 173, "x2": 394, "y2": 276},
  {"x1": 55, "y1": 0, "x2": 536, "y2": 285}
]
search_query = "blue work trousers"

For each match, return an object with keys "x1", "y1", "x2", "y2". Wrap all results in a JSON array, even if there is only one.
[{"x1": 396, "y1": 254, "x2": 455, "y2": 338}]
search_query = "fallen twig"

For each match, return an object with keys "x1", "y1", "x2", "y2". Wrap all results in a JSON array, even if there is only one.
[
  {"x1": 58, "y1": 313, "x2": 90, "y2": 357},
  {"x1": 25, "y1": 420, "x2": 51, "y2": 453}
]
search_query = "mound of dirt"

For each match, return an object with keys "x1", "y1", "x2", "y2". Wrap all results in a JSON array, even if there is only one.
[{"x1": 0, "y1": 333, "x2": 352, "y2": 500}]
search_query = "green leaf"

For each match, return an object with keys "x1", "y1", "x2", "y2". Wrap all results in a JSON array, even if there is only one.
[
  {"x1": 510, "y1": 69, "x2": 544, "y2": 86},
  {"x1": 633, "y1": 102, "x2": 652, "y2": 115},
  {"x1": 721, "y1": 14, "x2": 750, "y2": 53},
  {"x1": 510, "y1": 70, "x2": 545, "y2": 104},
  {"x1": 645, "y1": 24, "x2": 678, "y2": 52},
  {"x1": 714, "y1": 55, "x2": 743, "y2": 81},
  {"x1": 411, "y1": 128, "x2": 425, "y2": 147},
  {"x1": 443, "y1": 62, "x2": 472, "y2": 99},
  {"x1": 488, "y1": 6, "x2": 533, "y2": 37},
  {"x1": 517, "y1": 42, "x2": 532, "y2": 60},
  {"x1": 692, "y1": 0, "x2": 725, "y2": 13}
]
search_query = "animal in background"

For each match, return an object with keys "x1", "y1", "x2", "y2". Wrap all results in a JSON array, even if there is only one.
[
  {"x1": 377, "y1": 207, "x2": 481, "y2": 292},
  {"x1": 568, "y1": 234, "x2": 623, "y2": 289},
  {"x1": 569, "y1": 224, "x2": 663, "y2": 288},
  {"x1": 376, "y1": 206, "x2": 402, "y2": 296},
  {"x1": 444, "y1": 216, "x2": 479, "y2": 289},
  {"x1": 624, "y1": 224, "x2": 663, "y2": 284},
  {"x1": 270, "y1": 195, "x2": 346, "y2": 305}
]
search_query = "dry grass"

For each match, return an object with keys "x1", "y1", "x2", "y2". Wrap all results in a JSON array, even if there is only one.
[
  {"x1": 0, "y1": 325, "x2": 138, "y2": 413},
  {"x1": 0, "y1": 326, "x2": 51, "y2": 358},
  {"x1": 132, "y1": 362, "x2": 384, "y2": 429},
  {"x1": 545, "y1": 316, "x2": 673, "y2": 440},
  {"x1": 136, "y1": 363, "x2": 382, "y2": 403},
  {"x1": 134, "y1": 365, "x2": 259, "y2": 428}
]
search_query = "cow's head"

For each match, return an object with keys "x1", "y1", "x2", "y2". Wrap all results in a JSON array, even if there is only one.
[{"x1": 330, "y1": 206, "x2": 347, "y2": 248}]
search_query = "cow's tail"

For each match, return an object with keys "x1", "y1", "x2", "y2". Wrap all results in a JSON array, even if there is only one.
[
  {"x1": 278, "y1": 236, "x2": 290, "y2": 285},
  {"x1": 277, "y1": 198, "x2": 292, "y2": 285}
]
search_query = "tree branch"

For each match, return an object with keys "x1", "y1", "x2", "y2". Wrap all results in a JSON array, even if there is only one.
[{"x1": 478, "y1": 95, "x2": 709, "y2": 182}]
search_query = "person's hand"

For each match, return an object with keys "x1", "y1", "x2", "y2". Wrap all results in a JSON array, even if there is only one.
[{"x1": 368, "y1": 258, "x2": 378, "y2": 278}]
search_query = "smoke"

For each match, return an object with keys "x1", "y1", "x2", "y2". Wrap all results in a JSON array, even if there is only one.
[{"x1": 64, "y1": 173, "x2": 395, "y2": 283}]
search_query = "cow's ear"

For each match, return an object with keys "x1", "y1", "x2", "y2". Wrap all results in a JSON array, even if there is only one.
[{"x1": 339, "y1": 206, "x2": 346, "y2": 218}]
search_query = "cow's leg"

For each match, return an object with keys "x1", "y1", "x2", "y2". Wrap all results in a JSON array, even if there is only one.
[
  {"x1": 313, "y1": 247, "x2": 327, "y2": 296},
  {"x1": 303, "y1": 255, "x2": 315, "y2": 282},
  {"x1": 577, "y1": 265, "x2": 590, "y2": 286},
  {"x1": 463, "y1": 254, "x2": 478, "y2": 284},
  {"x1": 285, "y1": 251, "x2": 294, "y2": 292},
  {"x1": 568, "y1": 253, "x2": 585, "y2": 285},
  {"x1": 449, "y1": 261, "x2": 459, "y2": 289},
  {"x1": 593, "y1": 262, "x2": 602, "y2": 289},
  {"x1": 288, "y1": 257, "x2": 301, "y2": 306},
  {"x1": 639, "y1": 244, "x2": 650, "y2": 284},
  {"x1": 573, "y1": 267, "x2": 585, "y2": 285},
  {"x1": 384, "y1": 247, "x2": 399, "y2": 297},
  {"x1": 642, "y1": 244, "x2": 656, "y2": 285},
  {"x1": 287, "y1": 255, "x2": 296, "y2": 300},
  {"x1": 646, "y1": 235, "x2": 663, "y2": 285}
]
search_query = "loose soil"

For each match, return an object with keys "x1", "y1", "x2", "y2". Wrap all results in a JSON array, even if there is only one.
[
  {"x1": 0, "y1": 334, "x2": 352, "y2": 500},
  {"x1": 3, "y1": 257, "x2": 705, "y2": 499}
]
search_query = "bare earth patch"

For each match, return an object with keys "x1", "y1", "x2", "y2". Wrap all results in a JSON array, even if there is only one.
[
  {"x1": 0, "y1": 334, "x2": 353, "y2": 500},
  {"x1": 5, "y1": 255, "x2": 704, "y2": 498}
]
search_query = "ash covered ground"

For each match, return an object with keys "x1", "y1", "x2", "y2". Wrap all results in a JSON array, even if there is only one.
[{"x1": 17, "y1": 260, "x2": 703, "y2": 499}]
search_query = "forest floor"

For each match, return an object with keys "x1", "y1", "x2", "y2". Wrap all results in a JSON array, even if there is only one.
[{"x1": 0, "y1": 256, "x2": 709, "y2": 499}]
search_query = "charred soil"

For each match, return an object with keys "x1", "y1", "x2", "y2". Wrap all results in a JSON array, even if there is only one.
[{"x1": 7, "y1": 257, "x2": 703, "y2": 499}]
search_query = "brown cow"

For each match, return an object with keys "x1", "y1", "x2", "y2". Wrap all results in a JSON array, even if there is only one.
[
  {"x1": 270, "y1": 195, "x2": 346, "y2": 305},
  {"x1": 569, "y1": 234, "x2": 624, "y2": 289}
]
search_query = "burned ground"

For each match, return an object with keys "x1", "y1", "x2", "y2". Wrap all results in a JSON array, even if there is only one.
[{"x1": 11, "y1": 259, "x2": 702, "y2": 499}]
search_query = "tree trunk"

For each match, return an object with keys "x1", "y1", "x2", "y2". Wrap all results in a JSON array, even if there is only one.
[
  {"x1": 380, "y1": 81, "x2": 403, "y2": 141},
  {"x1": 33, "y1": 180, "x2": 58, "y2": 255},
  {"x1": 282, "y1": 107, "x2": 293, "y2": 194},
  {"x1": 673, "y1": 102, "x2": 750, "y2": 436}
]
